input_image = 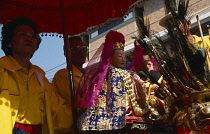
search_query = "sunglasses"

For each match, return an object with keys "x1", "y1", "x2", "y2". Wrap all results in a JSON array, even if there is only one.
[
  {"x1": 15, "y1": 31, "x2": 40, "y2": 41},
  {"x1": 70, "y1": 46, "x2": 88, "y2": 51}
]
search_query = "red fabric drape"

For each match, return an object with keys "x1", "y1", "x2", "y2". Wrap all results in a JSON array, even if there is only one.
[{"x1": 0, "y1": 0, "x2": 143, "y2": 35}]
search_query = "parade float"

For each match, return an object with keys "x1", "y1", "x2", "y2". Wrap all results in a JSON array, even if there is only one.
[{"x1": 134, "y1": 0, "x2": 210, "y2": 133}]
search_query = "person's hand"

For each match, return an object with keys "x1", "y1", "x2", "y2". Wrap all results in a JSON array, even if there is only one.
[
  {"x1": 187, "y1": 35, "x2": 195, "y2": 45},
  {"x1": 176, "y1": 20, "x2": 193, "y2": 43},
  {"x1": 179, "y1": 21, "x2": 195, "y2": 44},
  {"x1": 151, "y1": 84, "x2": 159, "y2": 91}
]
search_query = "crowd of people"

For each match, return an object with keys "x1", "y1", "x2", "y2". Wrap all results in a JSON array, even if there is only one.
[{"x1": 0, "y1": 1, "x2": 210, "y2": 134}]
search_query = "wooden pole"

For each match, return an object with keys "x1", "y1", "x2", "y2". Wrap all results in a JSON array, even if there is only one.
[
  {"x1": 196, "y1": 15, "x2": 205, "y2": 48},
  {"x1": 207, "y1": 25, "x2": 210, "y2": 38},
  {"x1": 59, "y1": 0, "x2": 78, "y2": 133},
  {"x1": 207, "y1": 25, "x2": 210, "y2": 77},
  {"x1": 196, "y1": 15, "x2": 210, "y2": 79}
]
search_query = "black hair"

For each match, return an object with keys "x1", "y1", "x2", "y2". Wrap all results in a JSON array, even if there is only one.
[
  {"x1": 69, "y1": 36, "x2": 82, "y2": 43},
  {"x1": 63, "y1": 36, "x2": 82, "y2": 56},
  {"x1": 1, "y1": 17, "x2": 42, "y2": 56}
]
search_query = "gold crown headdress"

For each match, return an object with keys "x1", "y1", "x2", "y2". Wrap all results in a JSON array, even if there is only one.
[
  {"x1": 143, "y1": 55, "x2": 150, "y2": 61},
  {"x1": 113, "y1": 42, "x2": 124, "y2": 50}
]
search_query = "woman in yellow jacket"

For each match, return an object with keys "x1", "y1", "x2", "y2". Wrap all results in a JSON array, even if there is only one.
[{"x1": 0, "y1": 17, "x2": 72, "y2": 134}]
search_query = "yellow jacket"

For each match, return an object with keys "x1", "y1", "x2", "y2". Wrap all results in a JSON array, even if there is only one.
[
  {"x1": 0, "y1": 56, "x2": 71, "y2": 134},
  {"x1": 52, "y1": 65, "x2": 82, "y2": 103},
  {"x1": 193, "y1": 35, "x2": 210, "y2": 74},
  {"x1": 52, "y1": 65, "x2": 82, "y2": 133},
  {"x1": 193, "y1": 35, "x2": 210, "y2": 48}
]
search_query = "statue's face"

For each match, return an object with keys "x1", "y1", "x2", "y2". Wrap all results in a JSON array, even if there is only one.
[{"x1": 111, "y1": 49, "x2": 126, "y2": 69}]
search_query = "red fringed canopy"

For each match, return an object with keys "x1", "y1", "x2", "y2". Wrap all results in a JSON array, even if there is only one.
[
  {"x1": 0, "y1": 0, "x2": 144, "y2": 125},
  {"x1": 0, "y1": 0, "x2": 143, "y2": 35}
]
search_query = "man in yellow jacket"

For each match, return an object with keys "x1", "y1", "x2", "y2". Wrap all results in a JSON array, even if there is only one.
[
  {"x1": 0, "y1": 17, "x2": 72, "y2": 134},
  {"x1": 52, "y1": 36, "x2": 88, "y2": 133}
]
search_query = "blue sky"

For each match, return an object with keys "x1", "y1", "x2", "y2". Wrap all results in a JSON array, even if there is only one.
[{"x1": 0, "y1": 24, "x2": 67, "y2": 81}]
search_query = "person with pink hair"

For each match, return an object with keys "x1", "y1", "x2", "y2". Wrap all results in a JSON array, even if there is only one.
[{"x1": 75, "y1": 30, "x2": 148, "y2": 133}]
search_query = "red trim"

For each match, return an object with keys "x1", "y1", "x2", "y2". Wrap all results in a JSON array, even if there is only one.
[
  {"x1": 15, "y1": 122, "x2": 41, "y2": 134},
  {"x1": 176, "y1": 127, "x2": 190, "y2": 134},
  {"x1": 0, "y1": 0, "x2": 143, "y2": 35}
]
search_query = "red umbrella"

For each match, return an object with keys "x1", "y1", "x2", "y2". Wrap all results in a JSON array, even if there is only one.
[
  {"x1": 0, "y1": 0, "x2": 143, "y2": 131},
  {"x1": 0, "y1": 0, "x2": 142, "y2": 35}
]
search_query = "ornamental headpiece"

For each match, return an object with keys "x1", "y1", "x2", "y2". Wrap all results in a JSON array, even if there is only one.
[
  {"x1": 114, "y1": 42, "x2": 124, "y2": 50},
  {"x1": 143, "y1": 55, "x2": 151, "y2": 61},
  {"x1": 105, "y1": 30, "x2": 125, "y2": 51}
]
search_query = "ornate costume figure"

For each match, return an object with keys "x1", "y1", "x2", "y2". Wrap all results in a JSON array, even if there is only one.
[
  {"x1": 134, "y1": 0, "x2": 210, "y2": 133},
  {"x1": 75, "y1": 30, "x2": 148, "y2": 132},
  {"x1": 159, "y1": 7, "x2": 210, "y2": 83},
  {"x1": 127, "y1": 42, "x2": 173, "y2": 133},
  {"x1": 158, "y1": 0, "x2": 210, "y2": 133},
  {"x1": 125, "y1": 42, "x2": 153, "y2": 132}
]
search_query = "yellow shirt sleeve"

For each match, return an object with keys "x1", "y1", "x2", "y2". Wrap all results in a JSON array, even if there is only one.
[
  {"x1": 52, "y1": 69, "x2": 70, "y2": 103},
  {"x1": 52, "y1": 66, "x2": 83, "y2": 104},
  {"x1": 52, "y1": 66, "x2": 83, "y2": 133}
]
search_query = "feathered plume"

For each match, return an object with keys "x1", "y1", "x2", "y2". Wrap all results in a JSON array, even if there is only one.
[
  {"x1": 133, "y1": 0, "x2": 210, "y2": 101},
  {"x1": 164, "y1": 0, "x2": 178, "y2": 12},
  {"x1": 178, "y1": 0, "x2": 190, "y2": 22},
  {"x1": 135, "y1": 15, "x2": 150, "y2": 38},
  {"x1": 165, "y1": 0, "x2": 208, "y2": 86}
]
